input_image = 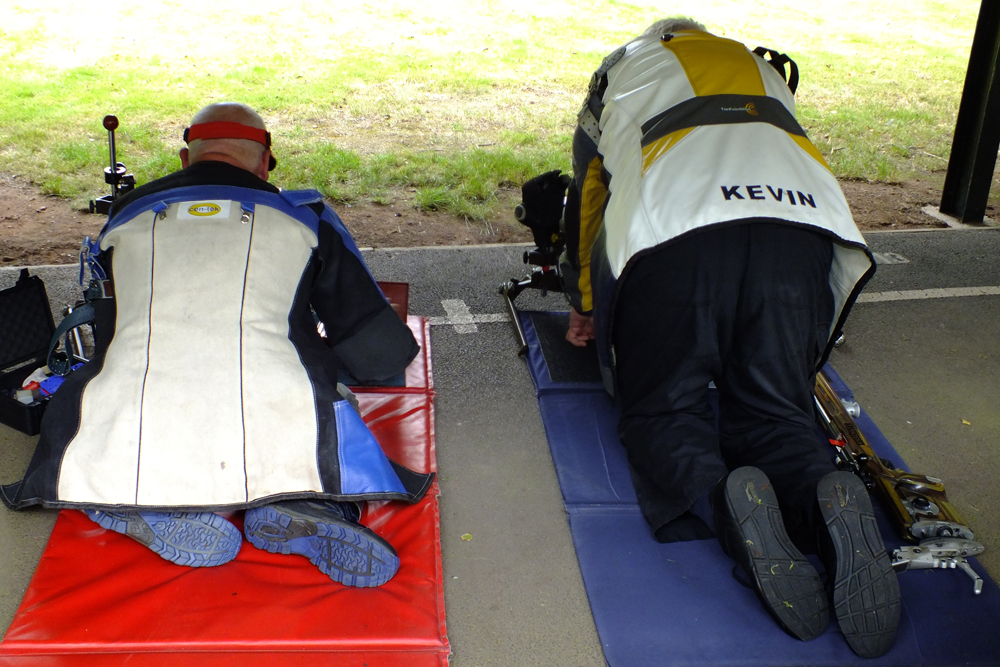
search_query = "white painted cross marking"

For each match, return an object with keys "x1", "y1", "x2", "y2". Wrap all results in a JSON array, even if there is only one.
[
  {"x1": 440, "y1": 299, "x2": 478, "y2": 333},
  {"x1": 430, "y1": 299, "x2": 511, "y2": 332}
]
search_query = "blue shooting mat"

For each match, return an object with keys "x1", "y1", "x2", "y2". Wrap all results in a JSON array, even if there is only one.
[{"x1": 521, "y1": 311, "x2": 1000, "y2": 667}]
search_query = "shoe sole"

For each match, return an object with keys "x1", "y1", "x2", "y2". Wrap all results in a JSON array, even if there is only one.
[
  {"x1": 722, "y1": 467, "x2": 829, "y2": 641},
  {"x1": 244, "y1": 505, "x2": 399, "y2": 588},
  {"x1": 86, "y1": 510, "x2": 241, "y2": 567},
  {"x1": 818, "y1": 471, "x2": 901, "y2": 658}
]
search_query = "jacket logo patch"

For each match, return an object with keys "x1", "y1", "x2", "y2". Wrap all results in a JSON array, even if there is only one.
[
  {"x1": 720, "y1": 103, "x2": 759, "y2": 116},
  {"x1": 721, "y1": 185, "x2": 817, "y2": 208},
  {"x1": 187, "y1": 203, "x2": 223, "y2": 216},
  {"x1": 178, "y1": 201, "x2": 232, "y2": 220}
]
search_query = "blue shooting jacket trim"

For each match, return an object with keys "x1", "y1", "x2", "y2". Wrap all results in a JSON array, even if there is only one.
[
  {"x1": 334, "y1": 401, "x2": 407, "y2": 495},
  {"x1": 101, "y1": 186, "x2": 373, "y2": 280},
  {"x1": 107, "y1": 186, "x2": 320, "y2": 235}
]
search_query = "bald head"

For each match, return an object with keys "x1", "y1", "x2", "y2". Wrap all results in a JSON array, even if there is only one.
[{"x1": 180, "y1": 102, "x2": 272, "y2": 181}]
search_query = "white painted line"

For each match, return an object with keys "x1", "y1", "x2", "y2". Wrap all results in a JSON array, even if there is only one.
[
  {"x1": 871, "y1": 251, "x2": 909, "y2": 265},
  {"x1": 428, "y1": 313, "x2": 510, "y2": 326},
  {"x1": 858, "y1": 286, "x2": 1000, "y2": 303},
  {"x1": 468, "y1": 313, "x2": 510, "y2": 324}
]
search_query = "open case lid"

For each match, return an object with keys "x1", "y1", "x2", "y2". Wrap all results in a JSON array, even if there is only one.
[{"x1": 0, "y1": 269, "x2": 55, "y2": 377}]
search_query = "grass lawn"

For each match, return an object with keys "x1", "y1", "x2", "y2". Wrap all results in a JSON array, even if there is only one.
[{"x1": 0, "y1": 0, "x2": 985, "y2": 218}]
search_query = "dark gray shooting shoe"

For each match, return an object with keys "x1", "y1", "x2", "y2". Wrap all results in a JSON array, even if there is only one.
[
  {"x1": 817, "y1": 471, "x2": 900, "y2": 658},
  {"x1": 714, "y1": 466, "x2": 829, "y2": 641}
]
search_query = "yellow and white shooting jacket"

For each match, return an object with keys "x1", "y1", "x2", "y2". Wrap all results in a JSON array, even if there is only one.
[{"x1": 562, "y1": 29, "x2": 875, "y2": 391}]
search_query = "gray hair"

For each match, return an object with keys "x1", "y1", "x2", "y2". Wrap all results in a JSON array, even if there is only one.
[
  {"x1": 187, "y1": 102, "x2": 268, "y2": 171},
  {"x1": 642, "y1": 17, "x2": 707, "y2": 37}
]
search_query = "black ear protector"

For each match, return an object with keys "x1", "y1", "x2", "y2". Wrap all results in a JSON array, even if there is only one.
[{"x1": 183, "y1": 121, "x2": 277, "y2": 171}]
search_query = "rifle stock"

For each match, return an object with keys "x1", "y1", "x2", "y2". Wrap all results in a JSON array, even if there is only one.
[{"x1": 814, "y1": 370, "x2": 984, "y2": 593}]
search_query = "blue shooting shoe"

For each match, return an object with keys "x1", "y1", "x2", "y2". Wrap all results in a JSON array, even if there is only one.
[
  {"x1": 85, "y1": 509, "x2": 242, "y2": 567},
  {"x1": 244, "y1": 499, "x2": 400, "y2": 588}
]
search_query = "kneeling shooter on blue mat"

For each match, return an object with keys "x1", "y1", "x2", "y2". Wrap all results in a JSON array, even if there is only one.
[
  {"x1": 558, "y1": 18, "x2": 899, "y2": 657},
  {"x1": 1, "y1": 102, "x2": 433, "y2": 588}
]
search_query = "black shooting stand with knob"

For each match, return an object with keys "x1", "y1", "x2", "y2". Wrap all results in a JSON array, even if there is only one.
[
  {"x1": 498, "y1": 170, "x2": 572, "y2": 356},
  {"x1": 89, "y1": 115, "x2": 135, "y2": 216}
]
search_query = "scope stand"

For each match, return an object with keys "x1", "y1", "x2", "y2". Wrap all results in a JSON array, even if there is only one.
[{"x1": 499, "y1": 248, "x2": 565, "y2": 356}]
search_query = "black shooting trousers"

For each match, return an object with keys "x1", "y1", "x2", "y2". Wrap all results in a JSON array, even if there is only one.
[{"x1": 613, "y1": 222, "x2": 838, "y2": 545}]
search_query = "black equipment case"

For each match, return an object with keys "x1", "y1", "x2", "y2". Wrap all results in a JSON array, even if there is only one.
[{"x1": 0, "y1": 269, "x2": 57, "y2": 435}]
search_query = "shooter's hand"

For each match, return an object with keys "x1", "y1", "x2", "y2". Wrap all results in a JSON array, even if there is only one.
[{"x1": 566, "y1": 309, "x2": 595, "y2": 347}]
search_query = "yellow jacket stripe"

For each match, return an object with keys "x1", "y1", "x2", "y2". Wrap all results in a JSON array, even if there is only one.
[
  {"x1": 578, "y1": 155, "x2": 608, "y2": 312},
  {"x1": 663, "y1": 32, "x2": 766, "y2": 97}
]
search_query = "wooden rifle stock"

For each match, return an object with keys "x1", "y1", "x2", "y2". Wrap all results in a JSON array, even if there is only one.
[{"x1": 814, "y1": 371, "x2": 973, "y2": 543}]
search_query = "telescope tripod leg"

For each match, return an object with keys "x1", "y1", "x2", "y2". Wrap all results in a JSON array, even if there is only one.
[{"x1": 500, "y1": 283, "x2": 529, "y2": 356}]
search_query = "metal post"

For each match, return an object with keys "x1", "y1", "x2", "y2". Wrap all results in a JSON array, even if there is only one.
[
  {"x1": 104, "y1": 115, "x2": 120, "y2": 201},
  {"x1": 940, "y1": 0, "x2": 1000, "y2": 223}
]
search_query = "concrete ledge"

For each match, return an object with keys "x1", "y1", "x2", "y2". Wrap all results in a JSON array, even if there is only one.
[{"x1": 922, "y1": 205, "x2": 997, "y2": 229}]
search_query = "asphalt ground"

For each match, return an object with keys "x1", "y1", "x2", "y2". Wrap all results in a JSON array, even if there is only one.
[{"x1": 2, "y1": 226, "x2": 998, "y2": 666}]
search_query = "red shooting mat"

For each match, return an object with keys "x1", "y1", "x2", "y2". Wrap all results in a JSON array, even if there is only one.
[{"x1": 0, "y1": 317, "x2": 447, "y2": 667}]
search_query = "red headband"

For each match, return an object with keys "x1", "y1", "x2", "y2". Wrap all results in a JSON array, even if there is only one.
[
  {"x1": 182, "y1": 121, "x2": 276, "y2": 171},
  {"x1": 183, "y1": 121, "x2": 271, "y2": 147}
]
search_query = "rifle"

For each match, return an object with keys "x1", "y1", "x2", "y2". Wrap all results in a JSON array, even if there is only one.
[
  {"x1": 814, "y1": 371, "x2": 984, "y2": 593},
  {"x1": 502, "y1": 170, "x2": 987, "y2": 593}
]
